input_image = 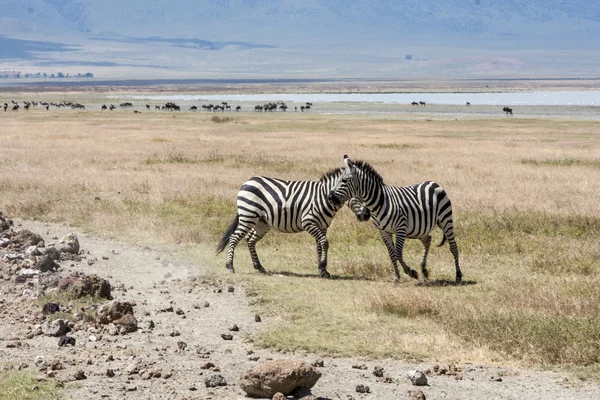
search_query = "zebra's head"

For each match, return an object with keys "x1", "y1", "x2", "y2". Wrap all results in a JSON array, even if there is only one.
[
  {"x1": 327, "y1": 155, "x2": 360, "y2": 207},
  {"x1": 346, "y1": 197, "x2": 371, "y2": 222}
]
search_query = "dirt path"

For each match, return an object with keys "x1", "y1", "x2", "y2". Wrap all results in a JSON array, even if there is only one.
[{"x1": 2, "y1": 218, "x2": 599, "y2": 400}]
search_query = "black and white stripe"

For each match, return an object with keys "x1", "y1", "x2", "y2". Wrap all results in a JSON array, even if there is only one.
[
  {"x1": 216, "y1": 168, "x2": 363, "y2": 277},
  {"x1": 328, "y1": 155, "x2": 462, "y2": 283}
]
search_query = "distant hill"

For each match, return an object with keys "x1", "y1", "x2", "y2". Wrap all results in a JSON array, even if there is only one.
[{"x1": 1, "y1": 0, "x2": 599, "y2": 80}]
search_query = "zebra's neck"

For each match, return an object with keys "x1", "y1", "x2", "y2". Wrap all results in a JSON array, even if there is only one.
[{"x1": 359, "y1": 173, "x2": 385, "y2": 217}]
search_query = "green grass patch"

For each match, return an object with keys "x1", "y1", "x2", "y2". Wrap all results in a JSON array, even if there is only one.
[{"x1": 0, "y1": 370, "x2": 63, "y2": 400}]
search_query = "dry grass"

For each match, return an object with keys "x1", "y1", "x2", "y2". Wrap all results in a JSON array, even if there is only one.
[{"x1": 1, "y1": 102, "x2": 600, "y2": 376}]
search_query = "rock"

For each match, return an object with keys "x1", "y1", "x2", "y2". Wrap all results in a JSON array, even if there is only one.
[
  {"x1": 57, "y1": 233, "x2": 80, "y2": 254},
  {"x1": 408, "y1": 389, "x2": 426, "y2": 400},
  {"x1": 373, "y1": 366, "x2": 384, "y2": 377},
  {"x1": 12, "y1": 230, "x2": 44, "y2": 249},
  {"x1": 22, "y1": 289, "x2": 34, "y2": 297},
  {"x1": 272, "y1": 393, "x2": 286, "y2": 400},
  {"x1": 240, "y1": 359, "x2": 321, "y2": 398},
  {"x1": 311, "y1": 358, "x2": 324, "y2": 368},
  {"x1": 229, "y1": 324, "x2": 239, "y2": 332},
  {"x1": 407, "y1": 370, "x2": 428, "y2": 386},
  {"x1": 38, "y1": 272, "x2": 61, "y2": 289},
  {"x1": 59, "y1": 274, "x2": 111, "y2": 299},
  {"x1": 113, "y1": 314, "x2": 138, "y2": 334},
  {"x1": 106, "y1": 369, "x2": 115, "y2": 377},
  {"x1": 126, "y1": 363, "x2": 140, "y2": 375},
  {"x1": 96, "y1": 301, "x2": 134, "y2": 325},
  {"x1": 73, "y1": 369, "x2": 86, "y2": 380},
  {"x1": 42, "y1": 320, "x2": 67, "y2": 337},
  {"x1": 221, "y1": 333, "x2": 233, "y2": 340},
  {"x1": 34, "y1": 356, "x2": 45, "y2": 367},
  {"x1": 205, "y1": 374, "x2": 227, "y2": 387},
  {"x1": 356, "y1": 384, "x2": 370, "y2": 393},
  {"x1": 15, "y1": 268, "x2": 39, "y2": 283},
  {"x1": 352, "y1": 364, "x2": 368, "y2": 370},
  {"x1": 58, "y1": 336, "x2": 76, "y2": 347},
  {"x1": 40, "y1": 246, "x2": 61, "y2": 260},
  {"x1": 177, "y1": 341, "x2": 187, "y2": 351},
  {"x1": 227, "y1": 285, "x2": 235, "y2": 293},
  {"x1": 35, "y1": 255, "x2": 59, "y2": 272},
  {"x1": 255, "y1": 314, "x2": 262, "y2": 322},
  {"x1": 42, "y1": 303, "x2": 60, "y2": 315}
]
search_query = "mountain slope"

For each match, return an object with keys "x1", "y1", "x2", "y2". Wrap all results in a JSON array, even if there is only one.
[{"x1": 1, "y1": 1, "x2": 598, "y2": 79}]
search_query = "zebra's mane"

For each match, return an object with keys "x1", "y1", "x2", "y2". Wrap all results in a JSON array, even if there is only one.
[
  {"x1": 353, "y1": 160, "x2": 384, "y2": 185},
  {"x1": 319, "y1": 167, "x2": 343, "y2": 182}
]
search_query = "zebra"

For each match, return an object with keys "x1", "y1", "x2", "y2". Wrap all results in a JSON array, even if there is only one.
[
  {"x1": 216, "y1": 169, "x2": 368, "y2": 278},
  {"x1": 327, "y1": 155, "x2": 462, "y2": 283}
]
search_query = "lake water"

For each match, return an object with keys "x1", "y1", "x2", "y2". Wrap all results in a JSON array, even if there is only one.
[{"x1": 127, "y1": 91, "x2": 600, "y2": 106}]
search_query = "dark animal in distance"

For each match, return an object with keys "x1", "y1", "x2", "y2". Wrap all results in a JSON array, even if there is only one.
[
  {"x1": 466, "y1": 102, "x2": 471, "y2": 106},
  {"x1": 503, "y1": 107, "x2": 513, "y2": 116}
]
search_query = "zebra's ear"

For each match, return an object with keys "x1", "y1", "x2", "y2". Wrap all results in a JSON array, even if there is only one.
[{"x1": 343, "y1": 155, "x2": 355, "y2": 169}]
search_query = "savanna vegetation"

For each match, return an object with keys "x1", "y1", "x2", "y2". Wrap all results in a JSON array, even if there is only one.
[{"x1": 1, "y1": 103, "x2": 599, "y2": 378}]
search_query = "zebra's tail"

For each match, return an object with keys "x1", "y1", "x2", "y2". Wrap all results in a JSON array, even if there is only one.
[{"x1": 216, "y1": 214, "x2": 239, "y2": 255}]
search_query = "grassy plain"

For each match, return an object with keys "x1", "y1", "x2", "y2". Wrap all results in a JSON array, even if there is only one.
[{"x1": 1, "y1": 103, "x2": 599, "y2": 376}]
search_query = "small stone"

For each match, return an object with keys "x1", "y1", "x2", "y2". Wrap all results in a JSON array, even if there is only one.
[
  {"x1": 272, "y1": 393, "x2": 286, "y2": 400},
  {"x1": 373, "y1": 366, "x2": 384, "y2": 377},
  {"x1": 177, "y1": 341, "x2": 187, "y2": 351},
  {"x1": 204, "y1": 374, "x2": 227, "y2": 387},
  {"x1": 106, "y1": 369, "x2": 115, "y2": 377},
  {"x1": 229, "y1": 324, "x2": 239, "y2": 332},
  {"x1": 248, "y1": 355, "x2": 260, "y2": 361},
  {"x1": 34, "y1": 356, "x2": 45, "y2": 367},
  {"x1": 491, "y1": 376, "x2": 503, "y2": 382},
  {"x1": 42, "y1": 320, "x2": 67, "y2": 337},
  {"x1": 221, "y1": 333, "x2": 233, "y2": 340},
  {"x1": 255, "y1": 314, "x2": 262, "y2": 322},
  {"x1": 203, "y1": 301, "x2": 210, "y2": 308},
  {"x1": 227, "y1": 286, "x2": 234, "y2": 293},
  {"x1": 356, "y1": 384, "x2": 370, "y2": 393},
  {"x1": 407, "y1": 389, "x2": 426, "y2": 400},
  {"x1": 175, "y1": 308, "x2": 184, "y2": 315},
  {"x1": 311, "y1": 358, "x2": 324, "y2": 367},
  {"x1": 58, "y1": 336, "x2": 76, "y2": 347},
  {"x1": 73, "y1": 369, "x2": 86, "y2": 380},
  {"x1": 200, "y1": 362, "x2": 215, "y2": 370},
  {"x1": 352, "y1": 364, "x2": 368, "y2": 370},
  {"x1": 407, "y1": 370, "x2": 428, "y2": 386}
]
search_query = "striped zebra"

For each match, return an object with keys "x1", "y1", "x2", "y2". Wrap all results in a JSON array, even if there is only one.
[
  {"x1": 216, "y1": 169, "x2": 368, "y2": 278},
  {"x1": 327, "y1": 155, "x2": 462, "y2": 283}
]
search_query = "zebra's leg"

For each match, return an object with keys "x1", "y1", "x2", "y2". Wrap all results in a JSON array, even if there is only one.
[
  {"x1": 305, "y1": 225, "x2": 331, "y2": 278},
  {"x1": 226, "y1": 217, "x2": 257, "y2": 273},
  {"x1": 419, "y1": 235, "x2": 432, "y2": 280},
  {"x1": 395, "y1": 230, "x2": 419, "y2": 280},
  {"x1": 439, "y1": 220, "x2": 462, "y2": 283},
  {"x1": 378, "y1": 231, "x2": 401, "y2": 282},
  {"x1": 246, "y1": 221, "x2": 270, "y2": 273}
]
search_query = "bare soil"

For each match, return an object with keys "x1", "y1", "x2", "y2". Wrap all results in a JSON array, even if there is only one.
[{"x1": 2, "y1": 218, "x2": 600, "y2": 400}]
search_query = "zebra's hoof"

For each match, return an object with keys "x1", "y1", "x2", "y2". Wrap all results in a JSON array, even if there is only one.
[
  {"x1": 227, "y1": 268, "x2": 235, "y2": 274},
  {"x1": 255, "y1": 266, "x2": 267, "y2": 274},
  {"x1": 409, "y1": 270, "x2": 419, "y2": 280},
  {"x1": 319, "y1": 270, "x2": 331, "y2": 279}
]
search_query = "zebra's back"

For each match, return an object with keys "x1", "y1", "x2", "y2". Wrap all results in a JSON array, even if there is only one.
[
  {"x1": 381, "y1": 181, "x2": 452, "y2": 238},
  {"x1": 237, "y1": 176, "x2": 327, "y2": 233}
]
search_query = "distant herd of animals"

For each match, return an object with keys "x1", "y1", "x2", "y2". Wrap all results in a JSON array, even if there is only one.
[
  {"x1": 216, "y1": 154, "x2": 463, "y2": 283},
  {"x1": 3, "y1": 99, "x2": 514, "y2": 116}
]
